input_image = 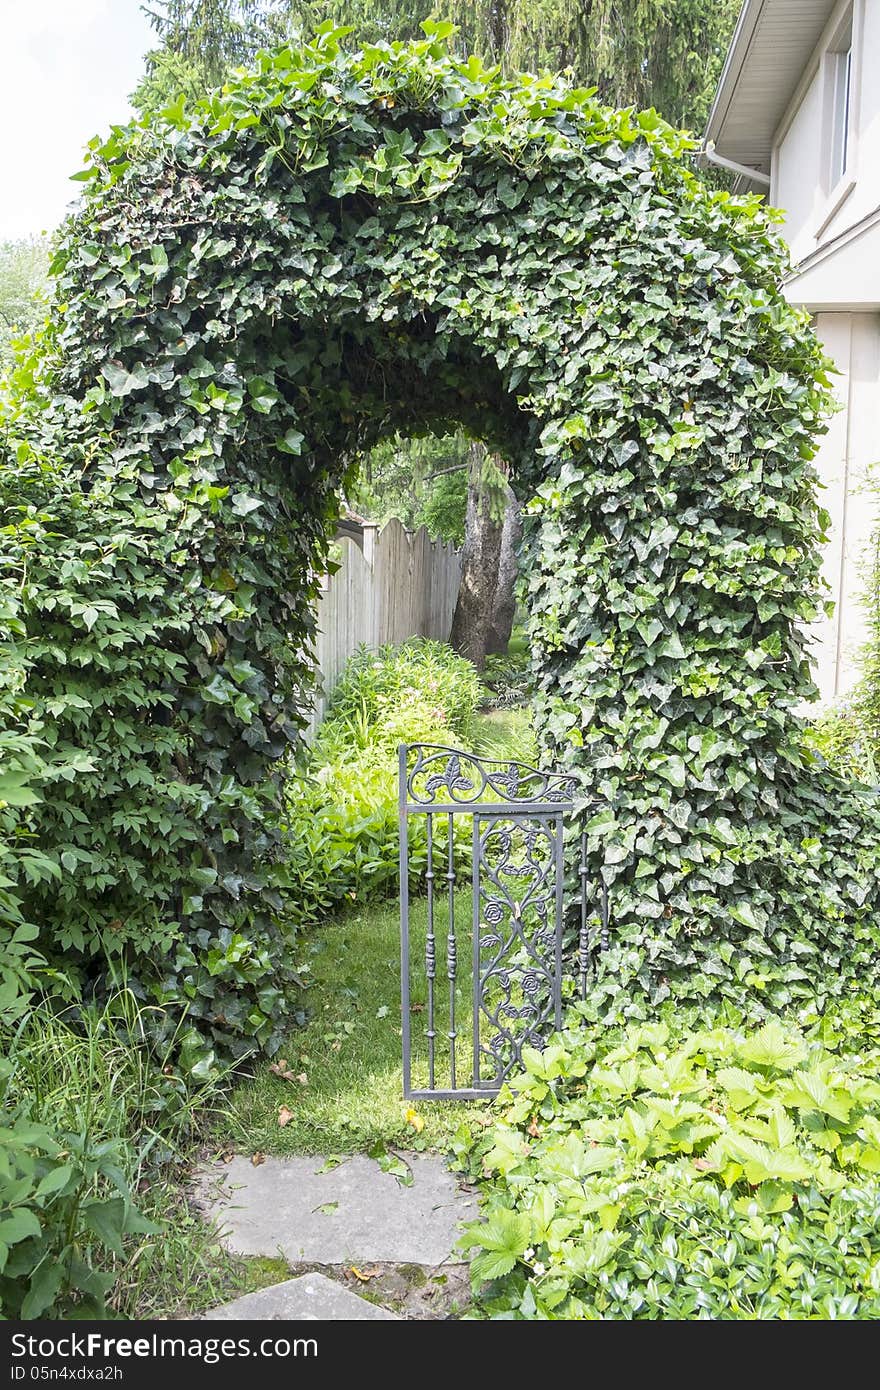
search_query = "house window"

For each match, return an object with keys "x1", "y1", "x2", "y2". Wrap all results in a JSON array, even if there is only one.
[
  {"x1": 830, "y1": 42, "x2": 853, "y2": 182},
  {"x1": 828, "y1": 13, "x2": 854, "y2": 187}
]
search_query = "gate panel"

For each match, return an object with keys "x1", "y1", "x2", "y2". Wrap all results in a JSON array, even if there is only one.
[
  {"x1": 473, "y1": 812, "x2": 564, "y2": 1089},
  {"x1": 400, "y1": 742, "x2": 604, "y2": 1100}
]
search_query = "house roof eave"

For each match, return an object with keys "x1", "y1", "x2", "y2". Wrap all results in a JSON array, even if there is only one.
[{"x1": 702, "y1": 0, "x2": 838, "y2": 176}]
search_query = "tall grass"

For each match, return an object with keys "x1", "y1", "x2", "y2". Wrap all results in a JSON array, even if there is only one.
[
  {"x1": 2, "y1": 990, "x2": 245, "y2": 1318},
  {"x1": 468, "y1": 707, "x2": 539, "y2": 766},
  {"x1": 6, "y1": 990, "x2": 212, "y2": 1166}
]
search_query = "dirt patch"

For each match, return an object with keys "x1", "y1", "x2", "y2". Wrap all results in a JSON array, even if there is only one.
[{"x1": 268, "y1": 1258, "x2": 471, "y2": 1320}]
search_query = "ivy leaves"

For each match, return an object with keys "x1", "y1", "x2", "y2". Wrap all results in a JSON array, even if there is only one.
[{"x1": 101, "y1": 362, "x2": 151, "y2": 398}]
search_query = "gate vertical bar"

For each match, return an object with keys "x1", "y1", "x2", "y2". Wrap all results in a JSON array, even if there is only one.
[
  {"x1": 554, "y1": 814, "x2": 564, "y2": 1029},
  {"x1": 399, "y1": 743, "x2": 411, "y2": 1098},
  {"x1": 425, "y1": 813, "x2": 436, "y2": 1090},
  {"x1": 472, "y1": 813, "x2": 482, "y2": 1089},
  {"x1": 578, "y1": 828, "x2": 589, "y2": 1001},
  {"x1": 446, "y1": 812, "x2": 457, "y2": 1090}
]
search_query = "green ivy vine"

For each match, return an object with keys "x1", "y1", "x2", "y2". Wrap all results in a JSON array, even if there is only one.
[{"x1": 2, "y1": 22, "x2": 878, "y2": 1064}]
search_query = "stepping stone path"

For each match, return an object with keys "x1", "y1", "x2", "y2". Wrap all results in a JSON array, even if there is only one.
[
  {"x1": 196, "y1": 1153, "x2": 479, "y2": 1320},
  {"x1": 204, "y1": 1271, "x2": 400, "y2": 1321}
]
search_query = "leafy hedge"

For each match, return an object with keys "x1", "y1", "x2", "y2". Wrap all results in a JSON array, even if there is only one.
[
  {"x1": 0, "y1": 510, "x2": 73, "y2": 1030},
  {"x1": 459, "y1": 1016, "x2": 880, "y2": 1319},
  {"x1": 0, "y1": 421, "x2": 303, "y2": 1063},
  {"x1": 2, "y1": 23, "x2": 879, "y2": 1062}
]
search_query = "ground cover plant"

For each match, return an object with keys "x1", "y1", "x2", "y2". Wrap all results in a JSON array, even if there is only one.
[
  {"x1": 458, "y1": 1013, "x2": 880, "y2": 1319},
  {"x1": 3, "y1": 25, "x2": 875, "y2": 1075}
]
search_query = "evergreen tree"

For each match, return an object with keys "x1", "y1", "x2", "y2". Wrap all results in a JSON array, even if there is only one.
[
  {"x1": 136, "y1": 1, "x2": 739, "y2": 132},
  {"x1": 286, "y1": 0, "x2": 739, "y2": 129},
  {"x1": 135, "y1": 1, "x2": 291, "y2": 109}
]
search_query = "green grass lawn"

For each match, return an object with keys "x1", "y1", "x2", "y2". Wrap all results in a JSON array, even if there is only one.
[{"x1": 222, "y1": 897, "x2": 487, "y2": 1158}]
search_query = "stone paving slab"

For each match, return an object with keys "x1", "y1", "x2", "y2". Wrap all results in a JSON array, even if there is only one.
[
  {"x1": 204, "y1": 1272, "x2": 400, "y2": 1320},
  {"x1": 195, "y1": 1153, "x2": 478, "y2": 1266}
]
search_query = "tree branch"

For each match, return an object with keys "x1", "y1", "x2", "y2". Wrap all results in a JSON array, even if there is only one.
[{"x1": 425, "y1": 464, "x2": 466, "y2": 481}]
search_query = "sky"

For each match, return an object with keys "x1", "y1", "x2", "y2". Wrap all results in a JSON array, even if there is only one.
[{"x1": 0, "y1": 0, "x2": 156, "y2": 240}]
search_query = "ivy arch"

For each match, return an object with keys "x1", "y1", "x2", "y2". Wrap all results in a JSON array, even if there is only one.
[{"x1": 5, "y1": 25, "x2": 880, "y2": 1062}]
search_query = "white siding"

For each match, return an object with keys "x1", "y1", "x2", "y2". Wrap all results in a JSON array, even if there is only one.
[
  {"x1": 767, "y1": 1, "x2": 880, "y2": 701},
  {"x1": 774, "y1": 72, "x2": 825, "y2": 241},
  {"x1": 808, "y1": 312, "x2": 880, "y2": 702},
  {"x1": 774, "y1": 0, "x2": 880, "y2": 266}
]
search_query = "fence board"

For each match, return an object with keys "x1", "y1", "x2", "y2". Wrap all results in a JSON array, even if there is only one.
[{"x1": 305, "y1": 519, "x2": 462, "y2": 736}]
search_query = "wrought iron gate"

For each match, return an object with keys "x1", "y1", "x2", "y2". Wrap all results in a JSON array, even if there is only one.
[{"x1": 399, "y1": 742, "x2": 608, "y2": 1100}]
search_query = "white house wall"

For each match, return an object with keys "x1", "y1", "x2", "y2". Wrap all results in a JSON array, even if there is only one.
[
  {"x1": 765, "y1": 0, "x2": 880, "y2": 703},
  {"x1": 809, "y1": 311, "x2": 880, "y2": 702},
  {"x1": 773, "y1": 67, "x2": 824, "y2": 248},
  {"x1": 786, "y1": 217, "x2": 880, "y2": 308},
  {"x1": 774, "y1": 0, "x2": 880, "y2": 267}
]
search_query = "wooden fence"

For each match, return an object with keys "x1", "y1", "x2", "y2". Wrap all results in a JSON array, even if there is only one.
[{"x1": 306, "y1": 516, "x2": 462, "y2": 734}]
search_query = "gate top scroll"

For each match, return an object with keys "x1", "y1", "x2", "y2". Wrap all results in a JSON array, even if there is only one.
[{"x1": 402, "y1": 743, "x2": 578, "y2": 812}]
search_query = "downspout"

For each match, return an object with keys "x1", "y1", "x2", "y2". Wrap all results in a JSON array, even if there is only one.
[{"x1": 699, "y1": 141, "x2": 771, "y2": 187}]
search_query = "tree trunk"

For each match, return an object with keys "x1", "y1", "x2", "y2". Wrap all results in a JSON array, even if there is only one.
[
  {"x1": 486, "y1": 485, "x2": 521, "y2": 656},
  {"x1": 449, "y1": 444, "x2": 505, "y2": 671},
  {"x1": 488, "y1": 0, "x2": 508, "y2": 63}
]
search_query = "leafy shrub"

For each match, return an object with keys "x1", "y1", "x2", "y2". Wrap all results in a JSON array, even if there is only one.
[
  {"x1": 285, "y1": 757, "x2": 406, "y2": 914},
  {"x1": 459, "y1": 1014, "x2": 880, "y2": 1319},
  {"x1": 285, "y1": 755, "x2": 472, "y2": 915},
  {"x1": 807, "y1": 703, "x2": 876, "y2": 783},
  {"x1": 805, "y1": 493, "x2": 880, "y2": 786},
  {"x1": 322, "y1": 639, "x2": 483, "y2": 752}
]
